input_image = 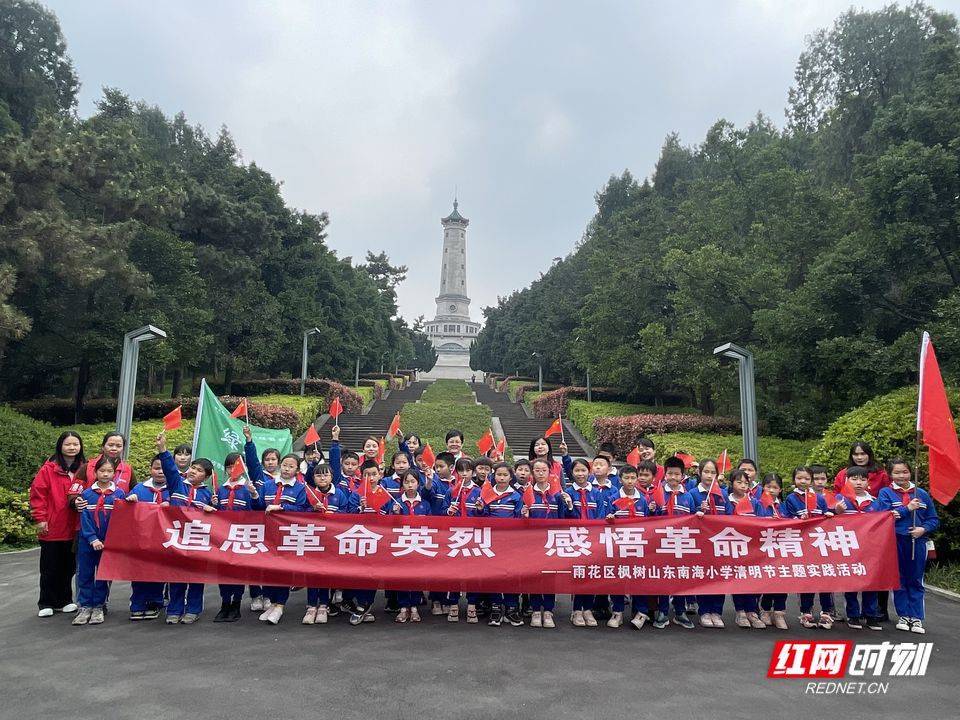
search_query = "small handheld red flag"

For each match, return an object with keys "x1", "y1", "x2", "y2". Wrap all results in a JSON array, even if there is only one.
[
  {"x1": 804, "y1": 488, "x2": 818, "y2": 515},
  {"x1": 375, "y1": 437, "x2": 386, "y2": 466},
  {"x1": 480, "y1": 479, "x2": 498, "y2": 505},
  {"x1": 759, "y1": 488, "x2": 775, "y2": 509},
  {"x1": 230, "y1": 398, "x2": 247, "y2": 419},
  {"x1": 918, "y1": 331, "x2": 960, "y2": 504},
  {"x1": 548, "y1": 475, "x2": 562, "y2": 495},
  {"x1": 822, "y1": 489, "x2": 837, "y2": 509},
  {"x1": 477, "y1": 429, "x2": 495, "y2": 454},
  {"x1": 304, "y1": 424, "x2": 320, "y2": 447},
  {"x1": 652, "y1": 483, "x2": 666, "y2": 509},
  {"x1": 626, "y1": 446, "x2": 642, "y2": 467},
  {"x1": 387, "y1": 412, "x2": 401, "y2": 440},
  {"x1": 229, "y1": 457, "x2": 246, "y2": 482},
  {"x1": 612, "y1": 496, "x2": 637, "y2": 517},
  {"x1": 544, "y1": 417, "x2": 563, "y2": 438},
  {"x1": 734, "y1": 494, "x2": 754, "y2": 515},
  {"x1": 717, "y1": 449, "x2": 732, "y2": 474},
  {"x1": 495, "y1": 437, "x2": 506, "y2": 459},
  {"x1": 163, "y1": 405, "x2": 182, "y2": 431},
  {"x1": 363, "y1": 482, "x2": 391, "y2": 512},
  {"x1": 329, "y1": 396, "x2": 343, "y2": 419},
  {"x1": 210, "y1": 470, "x2": 219, "y2": 495},
  {"x1": 675, "y1": 452, "x2": 696, "y2": 469},
  {"x1": 522, "y1": 484, "x2": 535, "y2": 508},
  {"x1": 707, "y1": 477, "x2": 724, "y2": 514},
  {"x1": 421, "y1": 443, "x2": 436, "y2": 468}
]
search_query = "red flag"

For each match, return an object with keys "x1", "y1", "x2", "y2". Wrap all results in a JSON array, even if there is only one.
[
  {"x1": 362, "y1": 481, "x2": 392, "y2": 512},
  {"x1": 477, "y1": 429, "x2": 495, "y2": 454},
  {"x1": 480, "y1": 479, "x2": 498, "y2": 505},
  {"x1": 918, "y1": 331, "x2": 960, "y2": 504},
  {"x1": 717, "y1": 449, "x2": 732, "y2": 474},
  {"x1": 329, "y1": 396, "x2": 343, "y2": 419},
  {"x1": 387, "y1": 412, "x2": 401, "y2": 440},
  {"x1": 675, "y1": 452, "x2": 696, "y2": 469},
  {"x1": 759, "y1": 488, "x2": 775, "y2": 509},
  {"x1": 162, "y1": 405, "x2": 182, "y2": 431},
  {"x1": 822, "y1": 489, "x2": 837, "y2": 509},
  {"x1": 652, "y1": 483, "x2": 666, "y2": 509},
  {"x1": 230, "y1": 398, "x2": 247, "y2": 419},
  {"x1": 626, "y1": 446, "x2": 642, "y2": 467},
  {"x1": 734, "y1": 494, "x2": 754, "y2": 515},
  {"x1": 804, "y1": 488, "x2": 818, "y2": 515},
  {"x1": 421, "y1": 443, "x2": 436, "y2": 468},
  {"x1": 303, "y1": 424, "x2": 320, "y2": 447},
  {"x1": 229, "y1": 457, "x2": 246, "y2": 482},
  {"x1": 522, "y1": 484, "x2": 535, "y2": 508},
  {"x1": 495, "y1": 437, "x2": 506, "y2": 459},
  {"x1": 839, "y1": 483, "x2": 858, "y2": 507},
  {"x1": 707, "y1": 476, "x2": 724, "y2": 514},
  {"x1": 548, "y1": 475, "x2": 562, "y2": 495},
  {"x1": 210, "y1": 470, "x2": 219, "y2": 495},
  {"x1": 544, "y1": 417, "x2": 563, "y2": 438},
  {"x1": 612, "y1": 496, "x2": 637, "y2": 516},
  {"x1": 375, "y1": 437, "x2": 386, "y2": 466}
]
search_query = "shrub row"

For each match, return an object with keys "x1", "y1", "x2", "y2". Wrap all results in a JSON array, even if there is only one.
[
  {"x1": 226, "y1": 379, "x2": 364, "y2": 412},
  {"x1": 0, "y1": 487, "x2": 35, "y2": 546},
  {"x1": 0, "y1": 405, "x2": 62, "y2": 491},
  {"x1": 567, "y1": 399, "x2": 704, "y2": 444},
  {"x1": 530, "y1": 386, "x2": 624, "y2": 418},
  {"x1": 594, "y1": 414, "x2": 741, "y2": 455}
]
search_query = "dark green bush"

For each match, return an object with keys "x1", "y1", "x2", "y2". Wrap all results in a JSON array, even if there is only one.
[
  {"x1": 0, "y1": 405, "x2": 60, "y2": 491},
  {"x1": 0, "y1": 487, "x2": 37, "y2": 546}
]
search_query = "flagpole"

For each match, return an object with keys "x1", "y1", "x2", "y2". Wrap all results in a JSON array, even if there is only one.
[
  {"x1": 914, "y1": 332, "x2": 928, "y2": 560},
  {"x1": 559, "y1": 415, "x2": 566, "y2": 445},
  {"x1": 191, "y1": 378, "x2": 206, "y2": 457},
  {"x1": 245, "y1": 396, "x2": 249, "y2": 426}
]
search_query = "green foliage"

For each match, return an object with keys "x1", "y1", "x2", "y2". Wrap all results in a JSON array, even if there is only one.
[
  {"x1": 74, "y1": 419, "x2": 195, "y2": 484},
  {"x1": 419, "y1": 380, "x2": 477, "y2": 405},
  {"x1": 0, "y1": 404, "x2": 59, "y2": 490},
  {"x1": 248, "y1": 394, "x2": 325, "y2": 435},
  {"x1": 0, "y1": 487, "x2": 35, "y2": 546},
  {"x1": 354, "y1": 386, "x2": 374, "y2": 406},
  {"x1": 396, "y1": 381, "x2": 502, "y2": 458},
  {"x1": 567, "y1": 399, "x2": 701, "y2": 444},
  {"x1": 926, "y1": 561, "x2": 960, "y2": 593},
  {"x1": 471, "y1": 5, "x2": 960, "y2": 437},
  {"x1": 650, "y1": 433, "x2": 816, "y2": 480}
]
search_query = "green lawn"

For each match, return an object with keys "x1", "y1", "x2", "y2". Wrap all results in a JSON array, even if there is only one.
[
  {"x1": 567, "y1": 399, "x2": 702, "y2": 444},
  {"x1": 926, "y1": 562, "x2": 960, "y2": 593},
  {"x1": 647, "y1": 432, "x2": 815, "y2": 480},
  {"x1": 73, "y1": 419, "x2": 196, "y2": 485}
]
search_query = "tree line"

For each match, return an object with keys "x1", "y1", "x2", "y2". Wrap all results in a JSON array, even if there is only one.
[
  {"x1": 0, "y1": 0, "x2": 435, "y2": 417},
  {"x1": 471, "y1": 3, "x2": 960, "y2": 438}
]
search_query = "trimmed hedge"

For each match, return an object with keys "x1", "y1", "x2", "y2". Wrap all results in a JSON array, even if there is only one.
[
  {"x1": 808, "y1": 386, "x2": 960, "y2": 561},
  {"x1": 0, "y1": 405, "x2": 61, "y2": 491},
  {"x1": 227, "y1": 379, "x2": 364, "y2": 412},
  {"x1": 531, "y1": 386, "x2": 641, "y2": 419},
  {"x1": 509, "y1": 381, "x2": 560, "y2": 403},
  {"x1": 650, "y1": 433, "x2": 815, "y2": 481},
  {"x1": 354, "y1": 386, "x2": 375, "y2": 405},
  {"x1": 0, "y1": 487, "x2": 35, "y2": 546},
  {"x1": 595, "y1": 414, "x2": 740, "y2": 455},
  {"x1": 74, "y1": 419, "x2": 196, "y2": 486},
  {"x1": 249, "y1": 395, "x2": 326, "y2": 435}
]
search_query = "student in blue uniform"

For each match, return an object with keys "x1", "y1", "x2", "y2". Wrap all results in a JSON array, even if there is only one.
[
  {"x1": 156, "y1": 432, "x2": 216, "y2": 625},
  {"x1": 782, "y1": 465, "x2": 836, "y2": 628},
  {"x1": 524, "y1": 457, "x2": 573, "y2": 629},
  {"x1": 391, "y1": 468, "x2": 437, "y2": 624},
  {"x1": 877, "y1": 458, "x2": 939, "y2": 635},
  {"x1": 726, "y1": 469, "x2": 766, "y2": 629},
  {"x1": 757, "y1": 473, "x2": 790, "y2": 630},
  {"x1": 122, "y1": 454, "x2": 170, "y2": 620},
  {"x1": 651, "y1": 456, "x2": 698, "y2": 630},
  {"x1": 328, "y1": 425, "x2": 362, "y2": 495},
  {"x1": 349, "y1": 459, "x2": 394, "y2": 625},
  {"x1": 302, "y1": 461, "x2": 353, "y2": 625},
  {"x1": 213, "y1": 429, "x2": 264, "y2": 622},
  {"x1": 833, "y1": 466, "x2": 882, "y2": 630},
  {"x1": 477, "y1": 462, "x2": 524, "y2": 627},
  {"x1": 72, "y1": 456, "x2": 126, "y2": 626},
  {"x1": 602, "y1": 464, "x2": 649, "y2": 629},
  {"x1": 254, "y1": 447, "x2": 310, "y2": 625},
  {"x1": 446, "y1": 457, "x2": 482, "y2": 623},
  {"x1": 426, "y1": 452, "x2": 456, "y2": 616},
  {"x1": 566, "y1": 457, "x2": 606, "y2": 627},
  {"x1": 686, "y1": 458, "x2": 727, "y2": 628}
]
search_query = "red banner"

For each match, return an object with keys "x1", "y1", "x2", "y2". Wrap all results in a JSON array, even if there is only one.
[{"x1": 98, "y1": 504, "x2": 900, "y2": 594}]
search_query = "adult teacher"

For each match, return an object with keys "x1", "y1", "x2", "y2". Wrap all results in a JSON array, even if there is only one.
[{"x1": 28, "y1": 431, "x2": 86, "y2": 617}]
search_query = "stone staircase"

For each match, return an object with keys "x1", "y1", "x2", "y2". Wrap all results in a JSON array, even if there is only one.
[{"x1": 471, "y1": 382, "x2": 593, "y2": 459}]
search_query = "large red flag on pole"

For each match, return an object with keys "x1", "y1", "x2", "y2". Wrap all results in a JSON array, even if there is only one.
[{"x1": 918, "y1": 331, "x2": 960, "y2": 504}]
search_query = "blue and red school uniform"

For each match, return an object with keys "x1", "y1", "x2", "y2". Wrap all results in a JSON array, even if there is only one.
[
  {"x1": 215, "y1": 476, "x2": 264, "y2": 605},
  {"x1": 392, "y1": 493, "x2": 435, "y2": 608},
  {"x1": 259, "y1": 476, "x2": 310, "y2": 606},
  {"x1": 782, "y1": 489, "x2": 835, "y2": 615},
  {"x1": 479, "y1": 487, "x2": 523, "y2": 610},
  {"x1": 837, "y1": 493, "x2": 881, "y2": 619},
  {"x1": 687, "y1": 481, "x2": 729, "y2": 618},
  {"x1": 77, "y1": 484, "x2": 126, "y2": 609},
  {"x1": 525, "y1": 485, "x2": 567, "y2": 612},
  {"x1": 126, "y1": 480, "x2": 170, "y2": 613},
  {"x1": 877, "y1": 484, "x2": 940, "y2": 621},
  {"x1": 606, "y1": 489, "x2": 649, "y2": 614},
  {"x1": 652, "y1": 486, "x2": 697, "y2": 617},
  {"x1": 727, "y1": 495, "x2": 763, "y2": 614},
  {"x1": 759, "y1": 498, "x2": 789, "y2": 613},
  {"x1": 566, "y1": 482, "x2": 606, "y2": 612},
  {"x1": 304, "y1": 484, "x2": 354, "y2": 609}
]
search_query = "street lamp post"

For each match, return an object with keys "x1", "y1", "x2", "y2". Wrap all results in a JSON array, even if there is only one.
[
  {"x1": 301, "y1": 327, "x2": 321, "y2": 396},
  {"x1": 713, "y1": 342, "x2": 759, "y2": 464},
  {"x1": 586, "y1": 369, "x2": 592, "y2": 403},
  {"x1": 116, "y1": 325, "x2": 167, "y2": 458},
  {"x1": 355, "y1": 354, "x2": 361, "y2": 388},
  {"x1": 532, "y1": 352, "x2": 543, "y2": 393}
]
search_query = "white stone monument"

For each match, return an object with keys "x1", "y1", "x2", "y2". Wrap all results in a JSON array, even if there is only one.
[{"x1": 421, "y1": 200, "x2": 483, "y2": 381}]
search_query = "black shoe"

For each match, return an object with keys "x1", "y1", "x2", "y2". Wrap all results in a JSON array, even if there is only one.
[
  {"x1": 866, "y1": 617, "x2": 883, "y2": 631},
  {"x1": 488, "y1": 605, "x2": 503, "y2": 626},
  {"x1": 593, "y1": 606, "x2": 612, "y2": 622},
  {"x1": 213, "y1": 602, "x2": 231, "y2": 622},
  {"x1": 383, "y1": 603, "x2": 400, "y2": 614},
  {"x1": 505, "y1": 608, "x2": 524, "y2": 627},
  {"x1": 227, "y1": 601, "x2": 242, "y2": 621},
  {"x1": 327, "y1": 603, "x2": 341, "y2": 617},
  {"x1": 477, "y1": 601, "x2": 492, "y2": 618}
]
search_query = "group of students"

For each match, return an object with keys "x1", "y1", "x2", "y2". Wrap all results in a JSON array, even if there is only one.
[{"x1": 29, "y1": 426, "x2": 939, "y2": 634}]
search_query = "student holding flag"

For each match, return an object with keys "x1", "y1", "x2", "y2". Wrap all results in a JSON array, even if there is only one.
[
  {"x1": 445, "y1": 458, "x2": 482, "y2": 623},
  {"x1": 725, "y1": 469, "x2": 766, "y2": 629},
  {"x1": 302, "y1": 461, "x2": 352, "y2": 625},
  {"x1": 832, "y1": 466, "x2": 882, "y2": 630},
  {"x1": 390, "y1": 468, "x2": 437, "y2": 624},
  {"x1": 122, "y1": 454, "x2": 172, "y2": 621},
  {"x1": 603, "y1": 464, "x2": 649, "y2": 629},
  {"x1": 565, "y1": 457, "x2": 606, "y2": 627},
  {"x1": 348, "y1": 459, "x2": 394, "y2": 625},
  {"x1": 686, "y1": 458, "x2": 728, "y2": 628},
  {"x1": 650, "y1": 457, "x2": 698, "y2": 630},
  {"x1": 477, "y1": 462, "x2": 525, "y2": 627},
  {"x1": 757, "y1": 472, "x2": 790, "y2": 629}
]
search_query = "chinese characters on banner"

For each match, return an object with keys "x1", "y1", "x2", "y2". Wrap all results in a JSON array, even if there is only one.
[{"x1": 98, "y1": 504, "x2": 900, "y2": 595}]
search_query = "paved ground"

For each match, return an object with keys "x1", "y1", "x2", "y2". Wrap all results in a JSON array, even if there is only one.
[{"x1": 1, "y1": 548, "x2": 957, "y2": 720}]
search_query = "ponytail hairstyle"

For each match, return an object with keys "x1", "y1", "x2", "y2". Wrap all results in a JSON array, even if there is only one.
[{"x1": 51, "y1": 431, "x2": 85, "y2": 473}]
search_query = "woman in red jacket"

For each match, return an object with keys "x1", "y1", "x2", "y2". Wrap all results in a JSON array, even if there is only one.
[
  {"x1": 69, "y1": 431, "x2": 135, "y2": 496},
  {"x1": 29, "y1": 431, "x2": 86, "y2": 617},
  {"x1": 833, "y1": 441, "x2": 891, "y2": 497}
]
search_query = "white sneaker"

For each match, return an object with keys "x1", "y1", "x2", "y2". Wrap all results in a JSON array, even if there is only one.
[
  {"x1": 909, "y1": 619, "x2": 926, "y2": 634},
  {"x1": 571, "y1": 610, "x2": 586, "y2": 627},
  {"x1": 258, "y1": 607, "x2": 273, "y2": 622},
  {"x1": 700, "y1": 613, "x2": 715, "y2": 628},
  {"x1": 302, "y1": 607, "x2": 317, "y2": 625},
  {"x1": 72, "y1": 607, "x2": 92, "y2": 626},
  {"x1": 89, "y1": 608, "x2": 105, "y2": 625},
  {"x1": 542, "y1": 611, "x2": 556, "y2": 628},
  {"x1": 530, "y1": 611, "x2": 542, "y2": 628},
  {"x1": 582, "y1": 610, "x2": 598, "y2": 627},
  {"x1": 607, "y1": 611, "x2": 623, "y2": 628},
  {"x1": 37, "y1": 608, "x2": 54, "y2": 618},
  {"x1": 266, "y1": 605, "x2": 284, "y2": 625},
  {"x1": 316, "y1": 606, "x2": 329, "y2": 624},
  {"x1": 630, "y1": 612, "x2": 648, "y2": 630},
  {"x1": 250, "y1": 596, "x2": 264, "y2": 612},
  {"x1": 61, "y1": 603, "x2": 78, "y2": 613},
  {"x1": 431, "y1": 601, "x2": 444, "y2": 616},
  {"x1": 896, "y1": 616, "x2": 911, "y2": 631},
  {"x1": 712, "y1": 613, "x2": 725, "y2": 629}
]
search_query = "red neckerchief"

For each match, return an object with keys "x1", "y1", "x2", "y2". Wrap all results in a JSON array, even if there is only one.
[
  {"x1": 151, "y1": 485, "x2": 164, "y2": 504},
  {"x1": 226, "y1": 483, "x2": 238, "y2": 510},
  {"x1": 898, "y1": 486, "x2": 913, "y2": 509},
  {"x1": 578, "y1": 487, "x2": 589, "y2": 520},
  {"x1": 666, "y1": 487, "x2": 676, "y2": 517},
  {"x1": 92, "y1": 485, "x2": 112, "y2": 528},
  {"x1": 273, "y1": 483, "x2": 284, "y2": 506},
  {"x1": 187, "y1": 484, "x2": 198, "y2": 507},
  {"x1": 405, "y1": 498, "x2": 418, "y2": 515}
]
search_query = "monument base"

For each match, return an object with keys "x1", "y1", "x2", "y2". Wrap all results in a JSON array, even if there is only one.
[{"x1": 421, "y1": 351, "x2": 482, "y2": 381}]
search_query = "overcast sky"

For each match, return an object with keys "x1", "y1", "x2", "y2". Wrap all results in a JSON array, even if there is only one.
[{"x1": 45, "y1": 0, "x2": 960, "y2": 324}]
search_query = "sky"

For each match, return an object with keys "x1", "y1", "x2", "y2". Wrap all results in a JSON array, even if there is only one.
[{"x1": 44, "y1": 0, "x2": 960, "y2": 324}]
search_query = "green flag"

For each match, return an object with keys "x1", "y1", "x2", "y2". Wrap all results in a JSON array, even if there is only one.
[{"x1": 192, "y1": 378, "x2": 293, "y2": 477}]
